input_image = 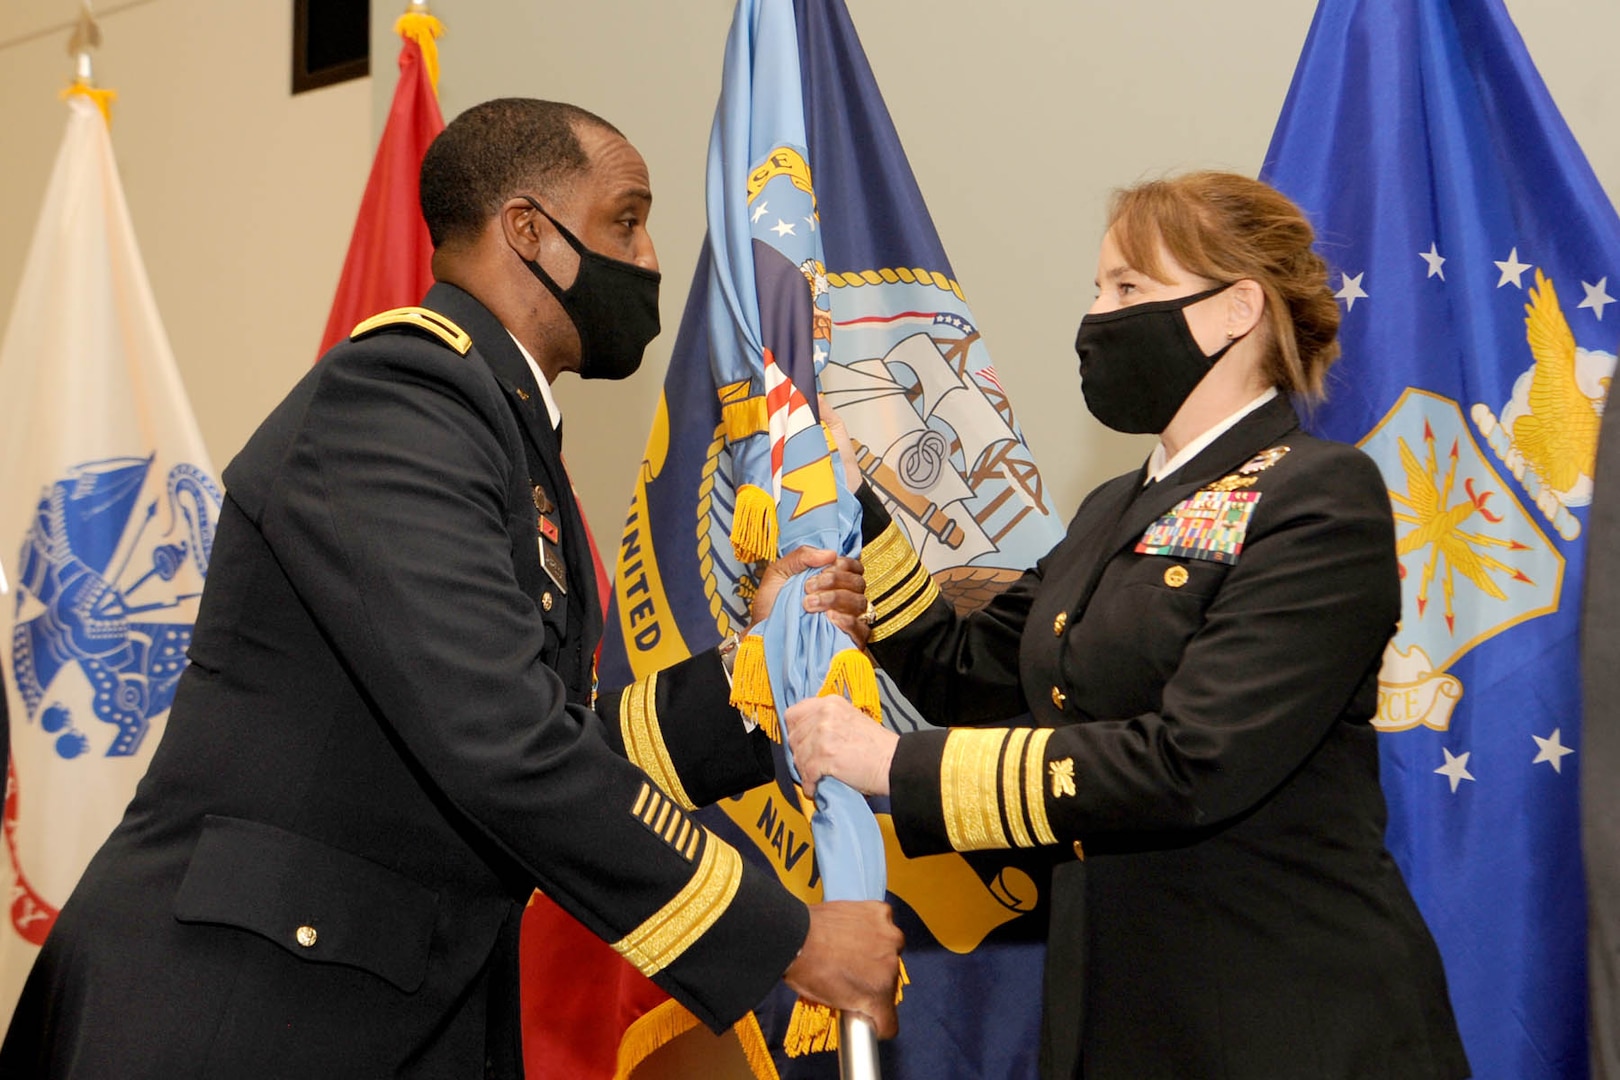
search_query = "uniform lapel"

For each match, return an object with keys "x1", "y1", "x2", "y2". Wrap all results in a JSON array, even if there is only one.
[
  {"x1": 420, "y1": 283, "x2": 604, "y2": 678},
  {"x1": 1072, "y1": 396, "x2": 1303, "y2": 614}
]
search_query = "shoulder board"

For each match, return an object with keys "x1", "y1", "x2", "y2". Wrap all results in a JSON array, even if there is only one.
[{"x1": 350, "y1": 307, "x2": 472, "y2": 356}]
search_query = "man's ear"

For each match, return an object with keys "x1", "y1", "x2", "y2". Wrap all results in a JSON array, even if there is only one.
[{"x1": 499, "y1": 198, "x2": 544, "y2": 261}]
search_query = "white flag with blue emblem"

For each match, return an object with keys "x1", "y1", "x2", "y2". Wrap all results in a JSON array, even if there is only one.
[{"x1": 0, "y1": 94, "x2": 222, "y2": 1021}]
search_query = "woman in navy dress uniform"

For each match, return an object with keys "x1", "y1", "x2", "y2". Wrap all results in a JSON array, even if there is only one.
[{"x1": 785, "y1": 172, "x2": 1472, "y2": 1080}]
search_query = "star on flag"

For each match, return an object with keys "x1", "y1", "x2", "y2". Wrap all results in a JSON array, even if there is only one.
[
  {"x1": 1435, "y1": 746, "x2": 1475, "y2": 793},
  {"x1": 1532, "y1": 728, "x2": 1575, "y2": 773},
  {"x1": 1335, "y1": 271, "x2": 1368, "y2": 310},
  {"x1": 1494, "y1": 247, "x2": 1531, "y2": 288},
  {"x1": 1578, "y1": 277, "x2": 1615, "y2": 320},
  {"x1": 771, "y1": 218, "x2": 796, "y2": 238},
  {"x1": 1419, "y1": 243, "x2": 1446, "y2": 280},
  {"x1": 751, "y1": 200, "x2": 769, "y2": 224}
]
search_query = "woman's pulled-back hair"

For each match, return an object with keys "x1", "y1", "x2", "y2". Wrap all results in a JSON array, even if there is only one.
[{"x1": 1108, "y1": 171, "x2": 1340, "y2": 400}]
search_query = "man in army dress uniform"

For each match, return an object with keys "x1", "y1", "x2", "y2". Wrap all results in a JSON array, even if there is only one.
[{"x1": 0, "y1": 98, "x2": 901, "y2": 1079}]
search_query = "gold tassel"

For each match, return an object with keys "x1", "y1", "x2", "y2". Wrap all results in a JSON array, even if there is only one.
[
  {"x1": 896, "y1": 956, "x2": 911, "y2": 1004},
  {"x1": 783, "y1": 999, "x2": 839, "y2": 1057},
  {"x1": 731, "y1": 484, "x2": 780, "y2": 563},
  {"x1": 820, "y1": 649, "x2": 883, "y2": 724},
  {"x1": 394, "y1": 11, "x2": 447, "y2": 94},
  {"x1": 729, "y1": 635, "x2": 779, "y2": 741}
]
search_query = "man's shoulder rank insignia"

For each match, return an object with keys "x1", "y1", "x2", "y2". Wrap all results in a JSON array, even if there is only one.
[{"x1": 349, "y1": 307, "x2": 472, "y2": 355}]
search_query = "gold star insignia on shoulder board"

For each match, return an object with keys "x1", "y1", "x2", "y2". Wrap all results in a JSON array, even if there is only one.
[
  {"x1": 1205, "y1": 473, "x2": 1258, "y2": 493},
  {"x1": 1239, "y1": 445, "x2": 1291, "y2": 475}
]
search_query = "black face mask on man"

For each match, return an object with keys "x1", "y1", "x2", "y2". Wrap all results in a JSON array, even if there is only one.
[
  {"x1": 1073, "y1": 283, "x2": 1244, "y2": 434},
  {"x1": 520, "y1": 195, "x2": 661, "y2": 381}
]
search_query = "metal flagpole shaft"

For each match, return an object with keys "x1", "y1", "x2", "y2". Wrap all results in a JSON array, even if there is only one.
[{"x1": 837, "y1": 1013, "x2": 881, "y2": 1080}]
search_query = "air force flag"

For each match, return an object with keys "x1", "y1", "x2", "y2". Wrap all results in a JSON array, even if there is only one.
[{"x1": 1263, "y1": 1, "x2": 1620, "y2": 1074}]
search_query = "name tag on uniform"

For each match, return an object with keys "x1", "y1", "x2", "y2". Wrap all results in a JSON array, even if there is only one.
[
  {"x1": 1136, "y1": 489, "x2": 1260, "y2": 565},
  {"x1": 538, "y1": 538, "x2": 568, "y2": 594}
]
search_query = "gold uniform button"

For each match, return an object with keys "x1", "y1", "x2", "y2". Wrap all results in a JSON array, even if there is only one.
[
  {"x1": 1072, "y1": 840, "x2": 1085, "y2": 861},
  {"x1": 295, "y1": 925, "x2": 318, "y2": 948},
  {"x1": 541, "y1": 591, "x2": 554, "y2": 611},
  {"x1": 1050, "y1": 685, "x2": 1067, "y2": 710},
  {"x1": 1052, "y1": 612, "x2": 1068, "y2": 636},
  {"x1": 1163, "y1": 565, "x2": 1189, "y2": 588}
]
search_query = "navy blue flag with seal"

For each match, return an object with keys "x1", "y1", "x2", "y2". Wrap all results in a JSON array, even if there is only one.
[
  {"x1": 1263, "y1": 1, "x2": 1620, "y2": 1075},
  {"x1": 598, "y1": 0, "x2": 1063, "y2": 1075}
]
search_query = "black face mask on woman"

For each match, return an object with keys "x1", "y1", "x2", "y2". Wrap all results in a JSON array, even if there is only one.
[
  {"x1": 1073, "y1": 283, "x2": 1243, "y2": 434},
  {"x1": 520, "y1": 196, "x2": 661, "y2": 381}
]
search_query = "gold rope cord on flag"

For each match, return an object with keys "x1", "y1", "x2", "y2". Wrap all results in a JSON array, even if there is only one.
[{"x1": 822, "y1": 264, "x2": 966, "y2": 303}]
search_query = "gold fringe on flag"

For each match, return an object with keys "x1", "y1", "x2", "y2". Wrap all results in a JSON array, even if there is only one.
[
  {"x1": 729, "y1": 635, "x2": 779, "y2": 742},
  {"x1": 394, "y1": 10, "x2": 447, "y2": 93},
  {"x1": 783, "y1": 999, "x2": 838, "y2": 1057},
  {"x1": 782, "y1": 958, "x2": 911, "y2": 1058},
  {"x1": 730, "y1": 484, "x2": 780, "y2": 563},
  {"x1": 820, "y1": 649, "x2": 883, "y2": 723}
]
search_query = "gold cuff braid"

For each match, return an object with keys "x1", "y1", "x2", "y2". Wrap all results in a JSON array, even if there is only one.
[
  {"x1": 620, "y1": 673, "x2": 696, "y2": 811},
  {"x1": 863, "y1": 520, "x2": 940, "y2": 643},
  {"x1": 940, "y1": 729, "x2": 1012, "y2": 851},
  {"x1": 612, "y1": 835, "x2": 743, "y2": 976}
]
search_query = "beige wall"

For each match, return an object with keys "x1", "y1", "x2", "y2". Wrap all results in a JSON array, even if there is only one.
[{"x1": 0, "y1": 0, "x2": 372, "y2": 472}]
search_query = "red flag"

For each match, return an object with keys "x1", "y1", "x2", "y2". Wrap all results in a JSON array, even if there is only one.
[{"x1": 316, "y1": 31, "x2": 443, "y2": 357}]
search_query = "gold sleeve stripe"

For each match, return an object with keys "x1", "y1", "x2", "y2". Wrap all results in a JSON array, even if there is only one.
[
  {"x1": 1023, "y1": 729, "x2": 1058, "y2": 845},
  {"x1": 662, "y1": 809, "x2": 683, "y2": 844},
  {"x1": 638, "y1": 789, "x2": 661, "y2": 826},
  {"x1": 941, "y1": 729, "x2": 1012, "y2": 851},
  {"x1": 683, "y1": 829, "x2": 701, "y2": 861},
  {"x1": 674, "y1": 818, "x2": 692, "y2": 853},
  {"x1": 632, "y1": 782, "x2": 652, "y2": 818},
  {"x1": 612, "y1": 835, "x2": 744, "y2": 977},
  {"x1": 619, "y1": 673, "x2": 697, "y2": 812},
  {"x1": 862, "y1": 521, "x2": 917, "y2": 592},
  {"x1": 1000, "y1": 729, "x2": 1035, "y2": 848},
  {"x1": 863, "y1": 520, "x2": 941, "y2": 642},
  {"x1": 869, "y1": 572, "x2": 940, "y2": 643},
  {"x1": 653, "y1": 800, "x2": 674, "y2": 836}
]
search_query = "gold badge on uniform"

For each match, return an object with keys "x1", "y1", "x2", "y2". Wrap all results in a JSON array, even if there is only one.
[
  {"x1": 1049, "y1": 758, "x2": 1076, "y2": 798},
  {"x1": 531, "y1": 484, "x2": 554, "y2": 515}
]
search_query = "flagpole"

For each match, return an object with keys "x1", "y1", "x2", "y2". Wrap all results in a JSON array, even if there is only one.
[{"x1": 837, "y1": 1013, "x2": 880, "y2": 1080}]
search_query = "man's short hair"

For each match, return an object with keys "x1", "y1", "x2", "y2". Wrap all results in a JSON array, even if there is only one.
[{"x1": 419, "y1": 98, "x2": 623, "y2": 249}]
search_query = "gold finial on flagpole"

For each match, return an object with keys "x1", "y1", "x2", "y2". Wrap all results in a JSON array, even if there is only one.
[{"x1": 63, "y1": 3, "x2": 116, "y2": 125}]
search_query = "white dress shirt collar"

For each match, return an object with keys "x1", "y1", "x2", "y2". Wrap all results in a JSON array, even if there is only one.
[
  {"x1": 507, "y1": 332, "x2": 562, "y2": 431},
  {"x1": 1145, "y1": 387, "x2": 1279, "y2": 485}
]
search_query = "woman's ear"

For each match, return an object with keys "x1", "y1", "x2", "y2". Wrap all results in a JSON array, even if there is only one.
[{"x1": 1228, "y1": 279, "x2": 1266, "y2": 339}]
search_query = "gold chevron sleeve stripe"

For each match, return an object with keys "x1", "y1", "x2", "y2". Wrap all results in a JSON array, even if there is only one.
[
  {"x1": 940, "y1": 729, "x2": 1013, "y2": 851},
  {"x1": 619, "y1": 673, "x2": 696, "y2": 812},
  {"x1": 1000, "y1": 729, "x2": 1035, "y2": 848},
  {"x1": 612, "y1": 836, "x2": 744, "y2": 977},
  {"x1": 1023, "y1": 728, "x2": 1058, "y2": 846}
]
